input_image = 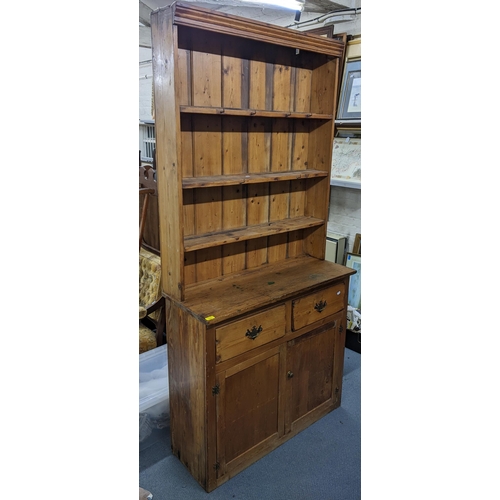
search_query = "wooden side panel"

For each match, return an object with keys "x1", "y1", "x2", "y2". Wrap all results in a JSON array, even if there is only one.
[
  {"x1": 167, "y1": 302, "x2": 208, "y2": 488},
  {"x1": 151, "y1": 9, "x2": 184, "y2": 300},
  {"x1": 215, "y1": 371, "x2": 227, "y2": 481},
  {"x1": 332, "y1": 297, "x2": 348, "y2": 408},
  {"x1": 206, "y1": 326, "x2": 218, "y2": 492}
]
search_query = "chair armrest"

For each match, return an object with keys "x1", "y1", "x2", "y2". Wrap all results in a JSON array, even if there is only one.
[{"x1": 145, "y1": 296, "x2": 165, "y2": 315}]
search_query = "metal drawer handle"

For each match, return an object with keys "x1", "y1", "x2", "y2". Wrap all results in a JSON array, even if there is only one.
[
  {"x1": 245, "y1": 325, "x2": 263, "y2": 340},
  {"x1": 314, "y1": 300, "x2": 327, "y2": 313},
  {"x1": 287, "y1": 371, "x2": 294, "y2": 379}
]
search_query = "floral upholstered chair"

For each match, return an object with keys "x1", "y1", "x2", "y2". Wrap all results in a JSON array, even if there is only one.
[{"x1": 139, "y1": 248, "x2": 165, "y2": 354}]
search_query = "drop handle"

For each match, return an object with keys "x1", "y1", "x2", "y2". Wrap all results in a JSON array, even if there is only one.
[
  {"x1": 245, "y1": 325, "x2": 263, "y2": 340},
  {"x1": 314, "y1": 300, "x2": 327, "y2": 312},
  {"x1": 287, "y1": 371, "x2": 294, "y2": 379}
]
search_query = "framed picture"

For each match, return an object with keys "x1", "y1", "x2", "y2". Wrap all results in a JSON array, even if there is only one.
[
  {"x1": 344, "y1": 252, "x2": 361, "y2": 310},
  {"x1": 302, "y1": 26, "x2": 334, "y2": 38},
  {"x1": 337, "y1": 59, "x2": 361, "y2": 120},
  {"x1": 352, "y1": 233, "x2": 361, "y2": 255}
]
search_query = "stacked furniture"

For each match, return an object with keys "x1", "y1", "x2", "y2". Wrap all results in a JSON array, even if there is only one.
[{"x1": 151, "y1": 3, "x2": 356, "y2": 492}]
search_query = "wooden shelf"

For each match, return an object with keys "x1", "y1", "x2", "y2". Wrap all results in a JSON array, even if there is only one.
[
  {"x1": 182, "y1": 170, "x2": 328, "y2": 189},
  {"x1": 184, "y1": 216, "x2": 324, "y2": 252},
  {"x1": 180, "y1": 105, "x2": 333, "y2": 120}
]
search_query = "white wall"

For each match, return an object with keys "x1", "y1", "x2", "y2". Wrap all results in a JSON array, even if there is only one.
[
  {"x1": 139, "y1": 47, "x2": 153, "y2": 122},
  {"x1": 327, "y1": 35, "x2": 361, "y2": 253},
  {"x1": 327, "y1": 187, "x2": 361, "y2": 253}
]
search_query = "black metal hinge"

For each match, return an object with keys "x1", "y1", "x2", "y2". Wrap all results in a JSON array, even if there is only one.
[
  {"x1": 212, "y1": 384, "x2": 220, "y2": 395},
  {"x1": 339, "y1": 325, "x2": 344, "y2": 333},
  {"x1": 213, "y1": 461, "x2": 220, "y2": 471}
]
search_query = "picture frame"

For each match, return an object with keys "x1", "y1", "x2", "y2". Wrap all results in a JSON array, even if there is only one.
[
  {"x1": 302, "y1": 26, "x2": 334, "y2": 38},
  {"x1": 337, "y1": 59, "x2": 361, "y2": 120},
  {"x1": 344, "y1": 252, "x2": 361, "y2": 310},
  {"x1": 352, "y1": 233, "x2": 361, "y2": 255}
]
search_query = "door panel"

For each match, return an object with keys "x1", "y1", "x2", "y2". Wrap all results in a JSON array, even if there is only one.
[
  {"x1": 222, "y1": 352, "x2": 281, "y2": 464},
  {"x1": 286, "y1": 321, "x2": 337, "y2": 429}
]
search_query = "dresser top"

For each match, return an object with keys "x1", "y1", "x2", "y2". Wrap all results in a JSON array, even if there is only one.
[{"x1": 167, "y1": 256, "x2": 356, "y2": 326}]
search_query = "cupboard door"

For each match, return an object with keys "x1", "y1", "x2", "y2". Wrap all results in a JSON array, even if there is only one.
[
  {"x1": 285, "y1": 319, "x2": 338, "y2": 433},
  {"x1": 216, "y1": 347, "x2": 284, "y2": 480}
]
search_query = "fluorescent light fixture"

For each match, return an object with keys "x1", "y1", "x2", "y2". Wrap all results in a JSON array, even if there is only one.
[
  {"x1": 323, "y1": 14, "x2": 357, "y2": 24},
  {"x1": 239, "y1": 0, "x2": 304, "y2": 11}
]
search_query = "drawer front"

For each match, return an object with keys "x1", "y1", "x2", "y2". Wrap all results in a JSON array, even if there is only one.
[
  {"x1": 292, "y1": 283, "x2": 345, "y2": 331},
  {"x1": 216, "y1": 305, "x2": 286, "y2": 363}
]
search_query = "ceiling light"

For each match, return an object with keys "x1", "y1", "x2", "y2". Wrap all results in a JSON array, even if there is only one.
[{"x1": 323, "y1": 14, "x2": 357, "y2": 25}]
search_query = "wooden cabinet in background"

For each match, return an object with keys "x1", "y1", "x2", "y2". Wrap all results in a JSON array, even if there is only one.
[{"x1": 151, "y1": 3, "x2": 356, "y2": 492}]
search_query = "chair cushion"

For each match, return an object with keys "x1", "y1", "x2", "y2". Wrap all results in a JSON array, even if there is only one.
[
  {"x1": 139, "y1": 323, "x2": 157, "y2": 354},
  {"x1": 139, "y1": 248, "x2": 162, "y2": 309}
]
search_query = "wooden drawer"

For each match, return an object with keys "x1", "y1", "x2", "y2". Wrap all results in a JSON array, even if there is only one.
[
  {"x1": 215, "y1": 305, "x2": 286, "y2": 363},
  {"x1": 291, "y1": 283, "x2": 345, "y2": 331}
]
